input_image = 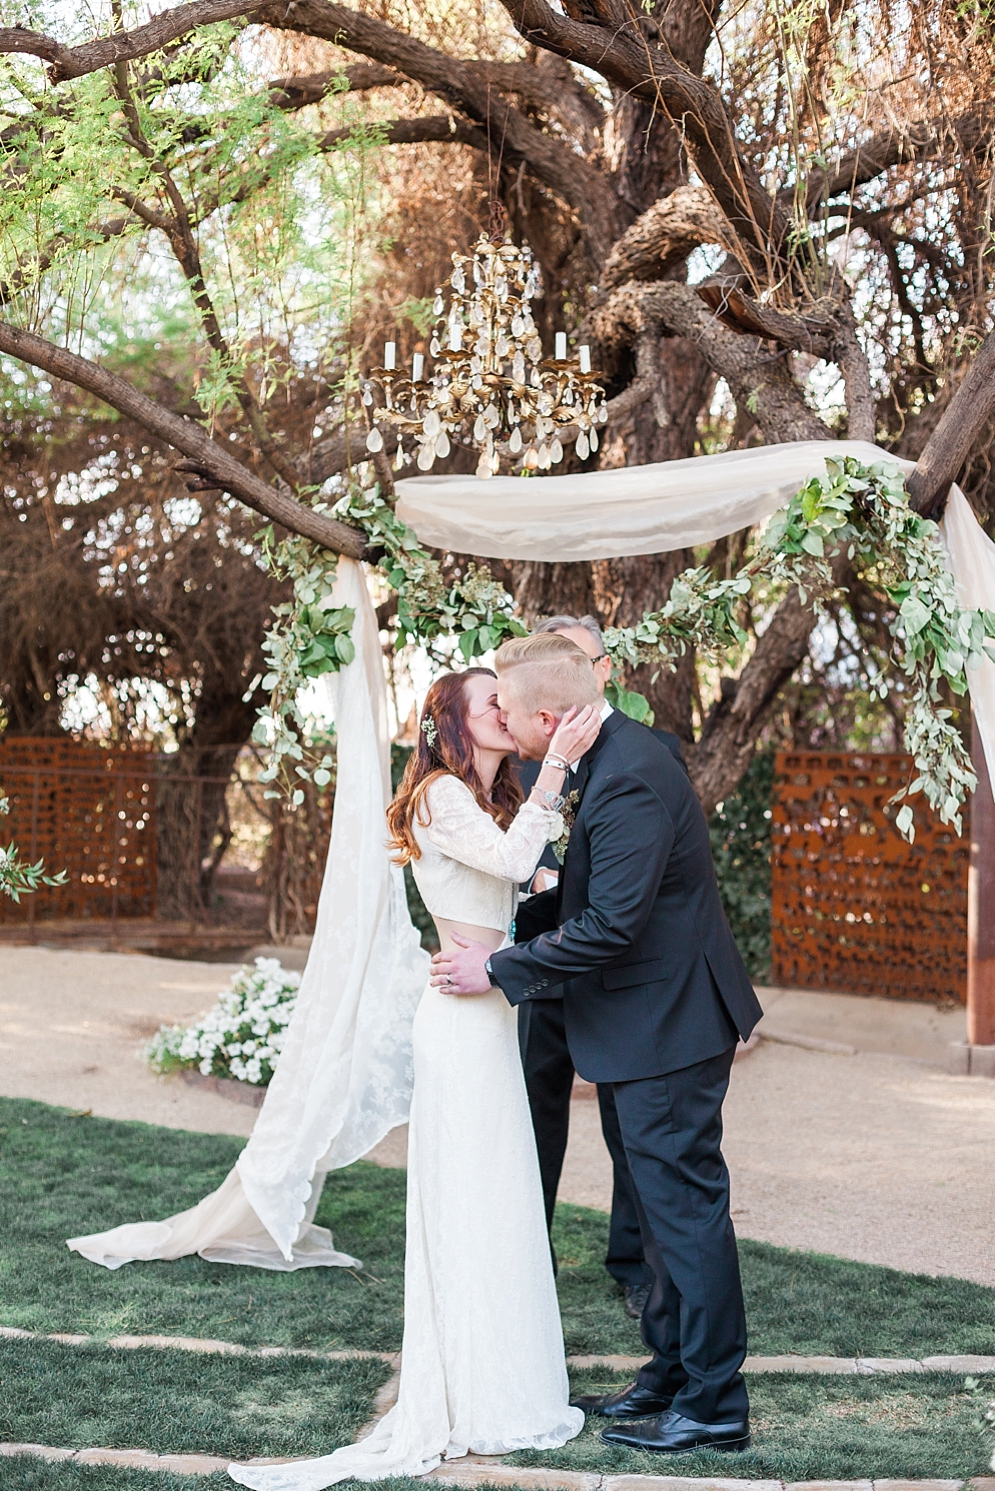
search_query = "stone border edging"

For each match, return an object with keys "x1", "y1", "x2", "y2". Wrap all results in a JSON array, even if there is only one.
[
  {"x1": 1, "y1": 1444, "x2": 993, "y2": 1490},
  {"x1": 4, "y1": 1328, "x2": 993, "y2": 1376}
]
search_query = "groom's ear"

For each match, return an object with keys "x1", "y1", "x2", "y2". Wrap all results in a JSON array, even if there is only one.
[{"x1": 537, "y1": 709, "x2": 559, "y2": 738}]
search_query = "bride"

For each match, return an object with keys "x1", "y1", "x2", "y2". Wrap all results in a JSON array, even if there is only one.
[{"x1": 229, "y1": 666, "x2": 598, "y2": 1490}]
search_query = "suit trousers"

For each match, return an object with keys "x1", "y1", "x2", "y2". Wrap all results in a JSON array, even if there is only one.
[
  {"x1": 518, "y1": 998, "x2": 650, "y2": 1288},
  {"x1": 612, "y1": 1044, "x2": 749, "y2": 1425}
]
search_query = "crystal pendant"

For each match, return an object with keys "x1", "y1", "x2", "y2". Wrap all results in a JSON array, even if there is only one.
[
  {"x1": 473, "y1": 412, "x2": 488, "y2": 442},
  {"x1": 550, "y1": 437, "x2": 563, "y2": 464},
  {"x1": 576, "y1": 430, "x2": 590, "y2": 460},
  {"x1": 435, "y1": 429, "x2": 450, "y2": 458},
  {"x1": 476, "y1": 443, "x2": 493, "y2": 479},
  {"x1": 589, "y1": 426, "x2": 599, "y2": 452},
  {"x1": 423, "y1": 409, "x2": 441, "y2": 437},
  {"x1": 509, "y1": 425, "x2": 523, "y2": 453},
  {"x1": 417, "y1": 439, "x2": 436, "y2": 470},
  {"x1": 366, "y1": 427, "x2": 383, "y2": 452}
]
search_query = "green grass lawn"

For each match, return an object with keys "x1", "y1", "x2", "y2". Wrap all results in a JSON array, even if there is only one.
[
  {"x1": 3, "y1": 1094, "x2": 995, "y2": 1487},
  {"x1": 0, "y1": 1463, "x2": 232, "y2": 1491},
  {"x1": 2, "y1": 1094, "x2": 995, "y2": 1360},
  {"x1": 0, "y1": 1336, "x2": 388, "y2": 1460},
  {"x1": 505, "y1": 1367, "x2": 995, "y2": 1481}
]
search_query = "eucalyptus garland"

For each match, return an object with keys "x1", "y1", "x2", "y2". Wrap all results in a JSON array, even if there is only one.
[
  {"x1": 248, "y1": 487, "x2": 525, "y2": 800},
  {"x1": 604, "y1": 458, "x2": 995, "y2": 839},
  {"x1": 252, "y1": 459, "x2": 995, "y2": 840}
]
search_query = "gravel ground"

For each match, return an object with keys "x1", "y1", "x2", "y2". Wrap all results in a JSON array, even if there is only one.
[{"x1": 2, "y1": 946, "x2": 992, "y2": 1284}]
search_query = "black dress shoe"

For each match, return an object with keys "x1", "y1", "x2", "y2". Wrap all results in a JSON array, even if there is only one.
[
  {"x1": 622, "y1": 1282, "x2": 650, "y2": 1320},
  {"x1": 569, "y1": 1382, "x2": 674, "y2": 1419},
  {"x1": 600, "y1": 1410, "x2": 750, "y2": 1454}
]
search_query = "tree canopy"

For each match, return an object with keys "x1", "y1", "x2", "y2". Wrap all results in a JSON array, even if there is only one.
[{"x1": 2, "y1": 0, "x2": 995, "y2": 813}]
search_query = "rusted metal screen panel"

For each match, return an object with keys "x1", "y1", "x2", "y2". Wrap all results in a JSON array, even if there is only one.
[
  {"x1": 771, "y1": 750, "x2": 968, "y2": 1002},
  {"x1": 0, "y1": 738, "x2": 156, "y2": 922}
]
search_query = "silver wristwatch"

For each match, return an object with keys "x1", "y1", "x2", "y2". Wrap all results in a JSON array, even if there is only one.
[{"x1": 484, "y1": 957, "x2": 495, "y2": 985}]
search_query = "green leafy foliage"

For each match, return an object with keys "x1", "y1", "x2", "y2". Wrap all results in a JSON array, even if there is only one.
[
  {"x1": 0, "y1": 794, "x2": 68, "y2": 902},
  {"x1": 604, "y1": 678, "x2": 655, "y2": 724},
  {"x1": 604, "y1": 459, "x2": 995, "y2": 840},
  {"x1": 709, "y1": 752, "x2": 774, "y2": 980},
  {"x1": 253, "y1": 486, "x2": 526, "y2": 797}
]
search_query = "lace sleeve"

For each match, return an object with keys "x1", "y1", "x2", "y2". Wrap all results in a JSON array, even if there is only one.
[{"x1": 420, "y1": 775, "x2": 554, "y2": 884}]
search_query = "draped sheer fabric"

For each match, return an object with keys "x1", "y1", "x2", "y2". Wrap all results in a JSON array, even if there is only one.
[
  {"x1": 68, "y1": 559, "x2": 429, "y2": 1271},
  {"x1": 68, "y1": 442, "x2": 995, "y2": 1275}
]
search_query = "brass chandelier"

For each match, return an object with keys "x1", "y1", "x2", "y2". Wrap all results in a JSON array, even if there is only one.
[{"x1": 363, "y1": 234, "x2": 607, "y2": 480}]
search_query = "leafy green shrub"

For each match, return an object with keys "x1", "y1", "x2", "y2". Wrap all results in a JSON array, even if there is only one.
[{"x1": 709, "y1": 750, "x2": 774, "y2": 981}]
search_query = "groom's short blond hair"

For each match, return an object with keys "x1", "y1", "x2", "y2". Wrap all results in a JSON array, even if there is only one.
[{"x1": 494, "y1": 633, "x2": 600, "y2": 714}]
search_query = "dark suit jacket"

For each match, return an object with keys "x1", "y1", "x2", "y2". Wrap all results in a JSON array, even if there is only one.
[
  {"x1": 516, "y1": 727, "x2": 687, "y2": 885},
  {"x1": 494, "y1": 711, "x2": 763, "y2": 1083}
]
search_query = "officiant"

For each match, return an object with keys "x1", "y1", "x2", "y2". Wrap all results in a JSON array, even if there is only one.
[{"x1": 515, "y1": 613, "x2": 688, "y2": 1320}]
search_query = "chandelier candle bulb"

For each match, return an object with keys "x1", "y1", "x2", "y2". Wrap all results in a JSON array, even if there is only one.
[
  {"x1": 384, "y1": 342, "x2": 396, "y2": 371},
  {"x1": 449, "y1": 327, "x2": 462, "y2": 352},
  {"x1": 412, "y1": 353, "x2": 424, "y2": 382},
  {"x1": 579, "y1": 345, "x2": 591, "y2": 374},
  {"x1": 555, "y1": 332, "x2": 567, "y2": 360}
]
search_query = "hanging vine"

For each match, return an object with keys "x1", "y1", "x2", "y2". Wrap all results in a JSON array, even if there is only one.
[{"x1": 251, "y1": 459, "x2": 995, "y2": 839}]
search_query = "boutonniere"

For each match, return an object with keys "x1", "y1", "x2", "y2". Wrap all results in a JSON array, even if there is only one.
[{"x1": 550, "y1": 788, "x2": 580, "y2": 864}]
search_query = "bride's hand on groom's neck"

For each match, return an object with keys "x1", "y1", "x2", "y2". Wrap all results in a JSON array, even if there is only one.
[{"x1": 548, "y1": 704, "x2": 600, "y2": 765}]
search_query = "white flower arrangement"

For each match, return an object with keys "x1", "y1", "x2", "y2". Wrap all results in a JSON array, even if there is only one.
[{"x1": 146, "y1": 957, "x2": 301, "y2": 1087}]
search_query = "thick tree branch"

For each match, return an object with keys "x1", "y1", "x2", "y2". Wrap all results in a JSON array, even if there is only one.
[
  {"x1": 0, "y1": 321, "x2": 365, "y2": 555},
  {"x1": 254, "y1": 0, "x2": 622, "y2": 260},
  {"x1": 0, "y1": 2, "x2": 254, "y2": 81},
  {"x1": 907, "y1": 328, "x2": 995, "y2": 519},
  {"x1": 601, "y1": 184, "x2": 735, "y2": 291},
  {"x1": 268, "y1": 62, "x2": 402, "y2": 108},
  {"x1": 691, "y1": 576, "x2": 838, "y2": 816},
  {"x1": 493, "y1": 0, "x2": 790, "y2": 278},
  {"x1": 791, "y1": 108, "x2": 994, "y2": 212},
  {"x1": 317, "y1": 115, "x2": 487, "y2": 152},
  {"x1": 588, "y1": 281, "x2": 831, "y2": 443}
]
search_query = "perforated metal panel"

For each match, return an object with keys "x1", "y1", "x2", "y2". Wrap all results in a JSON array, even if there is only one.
[
  {"x1": 770, "y1": 750, "x2": 968, "y2": 1002},
  {"x1": 0, "y1": 738, "x2": 156, "y2": 922}
]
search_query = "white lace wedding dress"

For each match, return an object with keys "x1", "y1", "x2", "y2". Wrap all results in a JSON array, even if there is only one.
[{"x1": 229, "y1": 774, "x2": 583, "y2": 1490}]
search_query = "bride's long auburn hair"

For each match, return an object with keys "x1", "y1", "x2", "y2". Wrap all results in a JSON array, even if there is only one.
[{"x1": 387, "y1": 669, "x2": 523, "y2": 866}]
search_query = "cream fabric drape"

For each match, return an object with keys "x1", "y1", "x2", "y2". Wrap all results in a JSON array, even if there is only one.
[
  {"x1": 939, "y1": 485, "x2": 995, "y2": 785},
  {"x1": 394, "y1": 439, "x2": 892, "y2": 560},
  {"x1": 68, "y1": 441, "x2": 995, "y2": 1274},
  {"x1": 68, "y1": 560, "x2": 430, "y2": 1270},
  {"x1": 398, "y1": 438, "x2": 995, "y2": 781}
]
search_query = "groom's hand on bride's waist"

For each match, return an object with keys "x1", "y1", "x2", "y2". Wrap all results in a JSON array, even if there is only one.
[{"x1": 430, "y1": 934, "x2": 495, "y2": 996}]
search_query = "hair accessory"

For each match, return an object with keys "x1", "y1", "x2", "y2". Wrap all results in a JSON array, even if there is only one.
[{"x1": 421, "y1": 713, "x2": 438, "y2": 748}]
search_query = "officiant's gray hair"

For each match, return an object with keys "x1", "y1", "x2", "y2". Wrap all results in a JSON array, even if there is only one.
[
  {"x1": 534, "y1": 614, "x2": 605, "y2": 651},
  {"x1": 494, "y1": 633, "x2": 600, "y2": 713}
]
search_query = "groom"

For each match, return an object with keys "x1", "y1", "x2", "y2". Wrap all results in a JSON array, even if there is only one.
[{"x1": 431, "y1": 633, "x2": 763, "y2": 1456}]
